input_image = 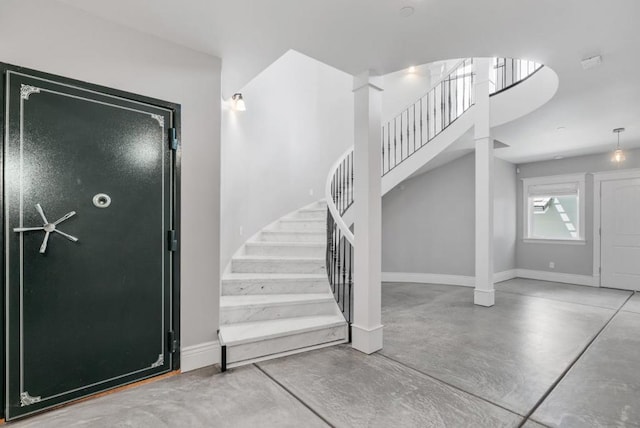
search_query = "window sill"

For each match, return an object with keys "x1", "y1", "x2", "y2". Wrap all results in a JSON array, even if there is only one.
[{"x1": 523, "y1": 238, "x2": 586, "y2": 246}]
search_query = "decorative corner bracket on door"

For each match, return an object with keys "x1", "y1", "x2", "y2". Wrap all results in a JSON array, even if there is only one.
[
  {"x1": 20, "y1": 84, "x2": 41, "y2": 100},
  {"x1": 20, "y1": 391, "x2": 42, "y2": 407}
]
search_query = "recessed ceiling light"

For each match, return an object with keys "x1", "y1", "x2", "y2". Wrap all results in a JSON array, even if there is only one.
[
  {"x1": 408, "y1": 66, "x2": 416, "y2": 73},
  {"x1": 399, "y1": 6, "x2": 415, "y2": 17}
]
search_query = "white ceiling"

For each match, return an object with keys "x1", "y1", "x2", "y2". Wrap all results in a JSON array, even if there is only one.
[{"x1": 55, "y1": 0, "x2": 640, "y2": 163}]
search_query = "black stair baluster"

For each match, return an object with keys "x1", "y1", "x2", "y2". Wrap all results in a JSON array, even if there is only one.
[
  {"x1": 350, "y1": 152, "x2": 354, "y2": 209},
  {"x1": 348, "y1": 244, "x2": 353, "y2": 323},
  {"x1": 400, "y1": 113, "x2": 403, "y2": 161},
  {"x1": 381, "y1": 125, "x2": 385, "y2": 175},
  {"x1": 419, "y1": 98, "x2": 423, "y2": 147},
  {"x1": 405, "y1": 109, "x2": 409, "y2": 158},
  {"x1": 393, "y1": 117, "x2": 397, "y2": 170},
  {"x1": 413, "y1": 104, "x2": 416, "y2": 153},
  {"x1": 341, "y1": 234, "x2": 346, "y2": 313},
  {"x1": 389, "y1": 120, "x2": 392, "y2": 169}
]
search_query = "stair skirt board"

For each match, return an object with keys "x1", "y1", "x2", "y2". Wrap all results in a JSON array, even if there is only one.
[
  {"x1": 225, "y1": 324, "x2": 349, "y2": 367},
  {"x1": 220, "y1": 200, "x2": 347, "y2": 367}
]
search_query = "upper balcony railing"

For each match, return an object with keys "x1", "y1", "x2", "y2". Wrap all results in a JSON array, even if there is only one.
[{"x1": 490, "y1": 57, "x2": 542, "y2": 95}]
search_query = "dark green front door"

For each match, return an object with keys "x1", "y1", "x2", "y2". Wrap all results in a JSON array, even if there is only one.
[{"x1": 3, "y1": 68, "x2": 177, "y2": 420}]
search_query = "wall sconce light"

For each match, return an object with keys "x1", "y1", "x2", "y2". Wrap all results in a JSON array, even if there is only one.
[
  {"x1": 232, "y1": 93, "x2": 246, "y2": 111},
  {"x1": 611, "y1": 127, "x2": 626, "y2": 163}
]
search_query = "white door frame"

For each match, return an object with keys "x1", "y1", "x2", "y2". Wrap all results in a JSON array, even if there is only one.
[{"x1": 593, "y1": 168, "x2": 640, "y2": 287}]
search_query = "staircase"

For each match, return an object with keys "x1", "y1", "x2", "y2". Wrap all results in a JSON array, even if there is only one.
[
  {"x1": 218, "y1": 201, "x2": 349, "y2": 369},
  {"x1": 217, "y1": 57, "x2": 554, "y2": 369}
]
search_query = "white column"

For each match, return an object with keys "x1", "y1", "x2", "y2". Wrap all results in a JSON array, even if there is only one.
[
  {"x1": 352, "y1": 71, "x2": 384, "y2": 354},
  {"x1": 474, "y1": 58, "x2": 495, "y2": 307}
]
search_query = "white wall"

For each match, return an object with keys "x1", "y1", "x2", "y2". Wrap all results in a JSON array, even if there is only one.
[
  {"x1": 382, "y1": 67, "x2": 431, "y2": 125},
  {"x1": 382, "y1": 153, "x2": 516, "y2": 276},
  {"x1": 221, "y1": 50, "x2": 353, "y2": 271},
  {"x1": 516, "y1": 148, "x2": 640, "y2": 276},
  {"x1": 495, "y1": 157, "x2": 518, "y2": 272},
  {"x1": 0, "y1": 1, "x2": 221, "y2": 350}
]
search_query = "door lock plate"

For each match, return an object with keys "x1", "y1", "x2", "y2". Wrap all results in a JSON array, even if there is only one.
[{"x1": 93, "y1": 193, "x2": 112, "y2": 208}]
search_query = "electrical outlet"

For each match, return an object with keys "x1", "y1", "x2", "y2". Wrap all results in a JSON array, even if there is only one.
[
  {"x1": 549, "y1": 262, "x2": 555, "y2": 269},
  {"x1": 239, "y1": 226, "x2": 243, "y2": 237}
]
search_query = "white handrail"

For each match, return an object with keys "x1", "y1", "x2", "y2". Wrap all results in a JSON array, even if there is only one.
[{"x1": 325, "y1": 147, "x2": 355, "y2": 245}]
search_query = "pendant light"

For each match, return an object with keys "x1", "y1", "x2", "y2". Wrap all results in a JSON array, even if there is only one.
[{"x1": 611, "y1": 128, "x2": 626, "y2": 163}]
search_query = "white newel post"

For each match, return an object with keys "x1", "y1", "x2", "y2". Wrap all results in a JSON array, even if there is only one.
[
  {"x1": 474, "y1": 58, "x2": 495, "y2": 307},
  {"x1": 352, "y1": 71, "x2": 384, "y2": 353}
]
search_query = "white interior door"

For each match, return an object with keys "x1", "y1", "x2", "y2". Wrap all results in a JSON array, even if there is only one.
[{"x1": 601, "y1": 178, "x2": 640, "y2": 291}]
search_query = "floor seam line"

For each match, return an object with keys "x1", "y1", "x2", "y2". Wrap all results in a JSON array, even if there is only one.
[
  {"x1": 252, "y1": 363, "x2": 336, "y2": 428},
  {"x1": 375, "y1": 352, "x2": 526, "y2": 419},
  {"x1": 526, "y1": 416, "x2": 552, "y2": 428},
  {"x1": 516, "y1": 292, "x2": 635, "y2": 428},
  {"x1": 495, "y1": 288, "x2": 630, "y2": 311}
]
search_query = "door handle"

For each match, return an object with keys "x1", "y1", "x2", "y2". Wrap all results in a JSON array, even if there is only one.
[{"x1": 13, "y1": 204, "x2": 79, "y2": 254}]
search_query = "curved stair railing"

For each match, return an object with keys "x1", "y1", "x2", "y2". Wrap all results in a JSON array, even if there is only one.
[
  {"x1": 325, "y1": 148, "x2": 354, "y2": 327},
  {"x1": 325, "y1": 57, "x2": 543, "y2": 334}
]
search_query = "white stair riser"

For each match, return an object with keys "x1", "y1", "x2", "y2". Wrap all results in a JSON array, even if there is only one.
[
  {"x1": 260, "y1": 231, "x2": 325, "y2": 243},
  {"x1": 221, "y1": 300, "x2": 337, "y2": 324},
  {"x1": 227, "y1": 324, "x2": 348, "y2": 364},
  {"x1": 232, "y1": 258, "x2": 325, "y2": 274},
  {"x1": 275, "y1": 221, "x2": 326, "y2": 232},
  {"x1": 222, "y1": 278, "x2": 328, "y2": 295},
  {"x1": 244, "y1": 243, "x2": 325, "y2": 257},
  {"x1": 293, "y1": 211, "x2": 326, "y2": 220}
]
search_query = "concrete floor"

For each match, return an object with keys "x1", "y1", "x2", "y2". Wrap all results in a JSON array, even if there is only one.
[{"x1": 10, "y1": 279, "x2": 639, "y2": 428}]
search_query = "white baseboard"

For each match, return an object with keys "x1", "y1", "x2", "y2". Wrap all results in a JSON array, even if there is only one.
[
  {"x1": 495, "y1": 269, "x2": 518, "y2": 283},
  {"x1": 181, "y1": 340, "x2": 221, "y2": 372},
  {"x1": 383, "y1": 269, "x2": 599, "y2": 288},
  {"x1": 515, "y1": 269, "x2": 598, "y2": 287},
  {"x1": 382, "y1": 272, "x2": 474, "y2": 287},
  {"x1": 382, "y1": 270, "x2": 517, "y2": 287}
]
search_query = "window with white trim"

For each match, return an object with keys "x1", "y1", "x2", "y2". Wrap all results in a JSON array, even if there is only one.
[{"x1": 522, "y1": 174, "x2": 586, "y2": 241}]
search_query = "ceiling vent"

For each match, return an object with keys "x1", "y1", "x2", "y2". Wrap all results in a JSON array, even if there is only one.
[{"x1": 581, "y1": 55, "x2": 602, "y2": 70}]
